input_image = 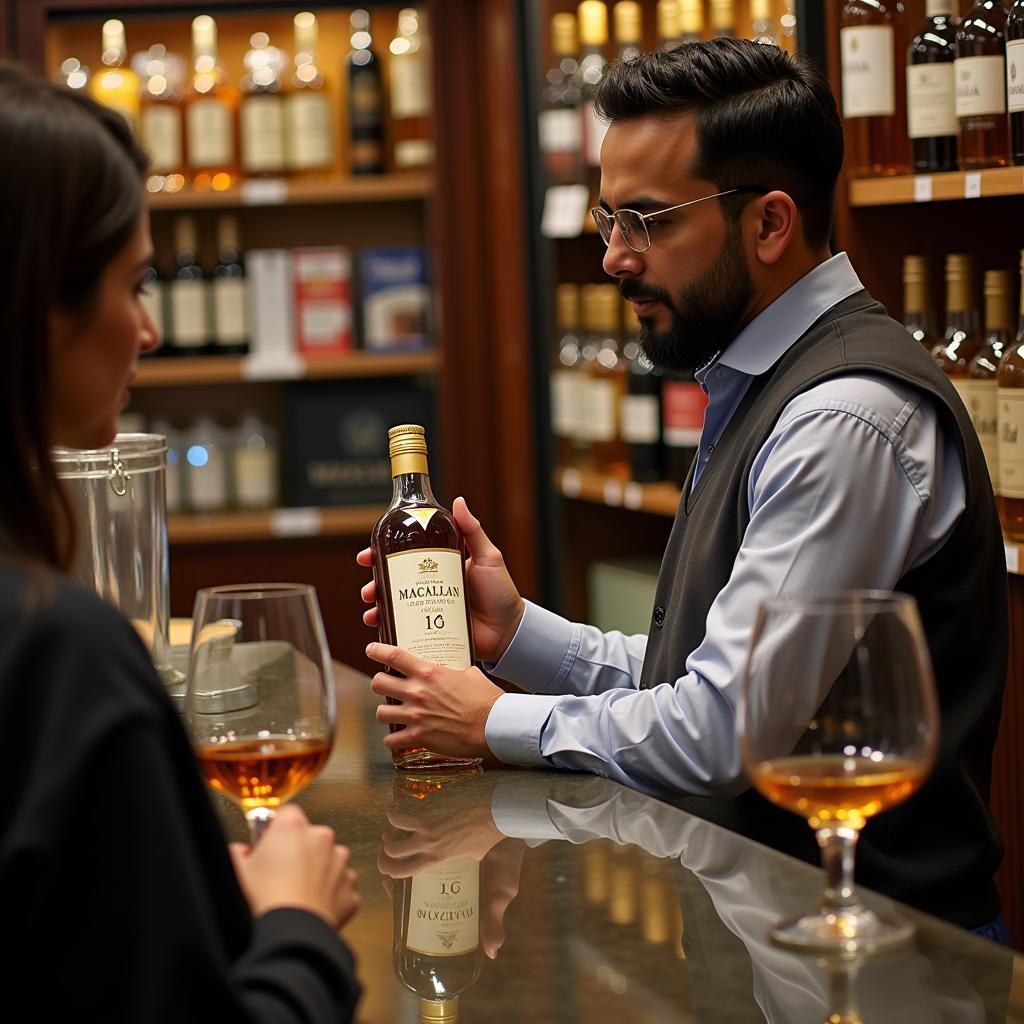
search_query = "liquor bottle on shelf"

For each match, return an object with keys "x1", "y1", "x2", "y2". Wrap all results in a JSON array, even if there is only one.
[
  {"x1": 956, "y1": 0, "x2": 1010, "y2": 169},
  {"x1": 659, "y1": 0, "x2": 683, "y2": 47},
  {"x1": 751, "y1": 0, "x2": 779, "y2": 45},
  {"x1": 233, "y1": 413, "x2": 279, "y2": 511},
  {"x1": 551, "y1": 283, "x2": 584, "y2": 468},
  {"x1": 184, "y1": 416, "x2": 230, "y2": 513},
  {"x1": 347, "y1": 9, "x2": 386, "y2": 175},
  {"x1": 997, "y1": 249, "x2": 1024, "y2": 539},
  {"x1": 933, "y1": 253, "x2": 981, "y2": 390},
  {"x1": 185, "y1": 15, "x2": 239, "y2": 191},
  {"x1": 286, "y1": 12, "x2": 334, "y2": 176},
  {"x1": 614, "y1": 2, "x2": 644, "y2": 63},
  {"x1": 620, "y1": 299, "x2": 664, "y2": 483},
  {"x1": 211, "y1": 215, "x2": 248, "y2": 356},
  {"x1": 840, "y1": 0, "x2": 910, "y2": 177},
  {"x1": 662, "y1": 370, "x2": 708, "y2": 486},
  {"x1": 678, "y1": 0, "x2": 704, "y2": 43},
  {"x1": 902, "y1": 255, "x2": 937, "y2": 350},
  {"x1": 168, "y1": 215, "x2": 210, "y2": 357},
  {"x1": 575, "y1": 285, "x2": 601, "y2": 470},
  {"x1": 59, "y1": 58, "x2": 89, "y2": 91},
  {"x1": 370, "y1": 425, "x2": 482, "y2": 772},
  {"x1": 389, "y1": 8, "x2": 434, "y2": 172},
  {"x1": 89, "y1": 19, "x2": 140, "y2": 133},
  {"x1": 965, "y1": 270, "x2": 1013, "y2": 488},
  {"x1": 151, "y1": 418, "x2": 183, "y2": 514},
  {"x1": 589, "y1": 285, "x2": 630, "y2": 479},
  {"x1": 1008, "y1": 0, "x2": 1024, "y2": 163},
  {"x1": 710, "y1": 0, "x2": 737, "y2": 38},
  {"x1": 239, "y1": 33, "x2": 287, "y2": 178},
  {"x1": 137, "y1": 44, "x2": 186, "y2": 193},
  {"x1": 540, "y1": 13, "x2": 584, "y2": 186},
  {"x1": 139, "y1": 265, "x2": 167, "y2": 355},
  {"x1": 907, "y1": 1, "x2": 958, "y2": 173},
  {"x1": 578, "y1": 1, "x2": 610, "y2": 170}
]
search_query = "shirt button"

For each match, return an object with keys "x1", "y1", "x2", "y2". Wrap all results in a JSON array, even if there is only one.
[
  {"x1": 707, "y1": 443, "x2": 715, "y2": 454},
  {"x1": 653, "y1": 606, "x2": 666, "y2": 627}
]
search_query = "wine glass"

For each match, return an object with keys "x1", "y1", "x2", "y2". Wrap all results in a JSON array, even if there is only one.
[
  {"x1": 184, "y1": 583, "x2": 336, "y2": 843},
  {"x1": 737, "y1": 591, "x2": 939, "y2": 954}
]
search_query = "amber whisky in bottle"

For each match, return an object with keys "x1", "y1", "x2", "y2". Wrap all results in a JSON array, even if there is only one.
[
  {"x1": 371, "y1": 425, "x2": 482, "y2": 771},
  {"x1": 185, "y1": 15, "x2": 240, "y2": 190},
  {"x1": 1008, "y1": 0, "x2": 1024, "y2": 163},
  {"x1": 906, "y1": 1, "x2": 958, "y2": 173},
  {"x1": 587, "y1": 285, "x2": 630, "y2": 480},
  {"x1": 89, "y1": 19, "x2": 140, "y2": 133},
  {"x1": 997, "y1": 250, "x2": 1024, "y2": 538},
  {"x1": 578, "y1": 1, "x2": 610, "y2": 169},
  {"x1": 540, "y1": 13, "x2": 584, "y2": 186},
  {"x1": 955, "y1": 1, "x2": 1010, "y2": 169}
]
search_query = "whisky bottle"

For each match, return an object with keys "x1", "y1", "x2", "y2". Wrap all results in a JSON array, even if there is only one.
[
  {"x1": 239, "y1": 32, "x2": 287, "y2": 177},
  {"x1": 88, "y1": 19, "x2": 140, "y2": 133},
  {"x1": 964, "y1": 270, "x2": 1012, "y2": 489},
  {"x1": 678, "y1": 0, "x2": 703, "y2": 42},
  {"x1": 1008, "y1": 0, "x2": 1024, "y2": 163},
  {"x1": 841, "y1": 0, "x2": 910, "y2": 177},
  {"x1": 233, "y1": 412, "x2": 279, "y2": 511},
  {"x1": 907, "y1": 1, "x2": 958, "y2": 173},
  {"x1": 997, "y1": 250, "x2": 1024, "y2": 538},
  {"x1": 211, "y1": 215, "x2": 248, "y2": 356},
  {"x1": 662, "y1": 371, "x2": 708, "y2": 487},
  {"x1": 620, "y1": 298, "x2": 664, "y2": 482},
  {"x1": 588, "y1": 285, "x2": 630, "y2": 480},
  {"x1": 551, "y1": 283, "x2": 584, "y2": 468},
  {"x1": 138, "y1": 44, "x2": 186, "y2": 194},
  {"x1": 578, "y1": 1, "x2": 610, "y2": 169},
  {"x1": 614, "y1": 2, "x2": 644, "y2": 63},
  {"x1": 540, "y1": 13, "x2": 584, "y2": 186},
  {"x1": 184, "y1": 416, "x2": 229, "y2": 513},
  {"x1": 347, "y1": 9, "x2": 386, "y2": 175},
  {"x1": 750, "y1": 0, "x2": 779, "y2": 45},
  {"x1": 933, "y1": 254, "x2": 982, "y2": 393},
  {"x1": 286, "y1": 12, "x2": 334, "y2": 176},
  {"x1": 903, "y1": 255, "x2": 937, "y2": 349},
  {"x1": 956, "y1": 1, "x2": 1010, "y2": 169},
  {"x1": 710, "y1": 0, "x2": 737, "y2": 38},
  {"x1": 389, "y1": 8, "x2": 435, "y2": 172},
  {"x1": 371, "y1": 425, "x2": 482, "y2": 771},
  {"x1": 659, "y1": 0, "x2": 684, "y2": 47},
  {"x1": 185, "y1": 15, "x2": 240, "y2": 191},
  {"x1": 168, "y1": 216, "x2": 210, "y2": 357}
]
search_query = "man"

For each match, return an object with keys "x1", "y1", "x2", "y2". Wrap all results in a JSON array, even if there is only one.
[{"x1": 359, "y1": 39, "x2": 1007, "y2": 936}]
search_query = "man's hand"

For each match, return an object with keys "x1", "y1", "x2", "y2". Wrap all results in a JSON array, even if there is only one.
[
  {"x1": 358, "y1": 497, "x2": 526, "y2": 663},
  {"x1": 367, "y1": 642, "x2": 505, "y2": 759}
]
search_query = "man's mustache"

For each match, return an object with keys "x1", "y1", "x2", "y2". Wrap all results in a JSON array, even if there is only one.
[{"x1": 618, "y1": 280, "x2": 673, "y2": 305}]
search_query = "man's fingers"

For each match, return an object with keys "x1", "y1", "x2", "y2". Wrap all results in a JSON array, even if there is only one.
[
  {"x1": 366, "y1": 642, "x2": 432, "y2": 680},
  {"x1": 363, "y1": 608, "x2": 378, "y2": 628},
  {"x1": 360, "y1": 580, "x2": 376, "y2": 604},
  {"x1": 356, "y1": 547, "x2": 373, "y2": 568},
  {"x1": 453, "y1": 496, "x2": 504, "y2": 567}
]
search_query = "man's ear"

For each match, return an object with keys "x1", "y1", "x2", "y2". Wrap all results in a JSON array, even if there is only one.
[{"x1": 751, "y1": 190, "x2": 799, "y2": 266}]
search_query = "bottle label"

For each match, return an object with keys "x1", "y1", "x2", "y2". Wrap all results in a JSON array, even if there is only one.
[
  {"x1": 386, "y1": 547, "x2": 472, "y2": 669},
  {"x1": 539, "y1": 108, "x2": 582, "y2": 155},
  {"x1": 587, "y1": 377, "x2": 618, "y2": 442},
  {"x1": 213, "y1": 277, "x2": 248, "y2": 345},
  {"x1": 170, "y1": 280, "x2": 208, "y2": 347},
  {"x1": 394, "y1": 139, "x2": 434, "y2": 168},
  {"x1": 286, "y1": 92, "x2": 333, "y2": 169},
  {"x1": 391, "y1": 54, "x2": 431, "y2": 119},
  {"x1": 188, "y1": 450, "x2": 228, "y2": 511},
  {"x1": 140, "y1": 282, "x2": 165, "y2": 342},
  {"x1": 187, "y1": 98, "x2": 234, "y2": 167},
  {"x1": 241, "y1": 94, "x2": 286, "y2": 172},
  {"x1": 955, "y1": 55, "x2": 1007, "y2": 118},
  {"x1": 406, "y1": 858, "x2": 480, "y2": 957},
  {"x1": 620, "y1": 393, "x2": 660, "y2": 444},
  {"x1": 351, "y1": 69, "x2": 383, "y2": 128},
  {"x1": 953, "y1": 379, "x2": 999, "y2": 488},
  {"x1": 583, "y1": 100, "x2": 609, "y2": 166},
  {"x1": 998, "y1": 389, "x2": 1024, "y2": 498},
  {"x1": 1008, "y1": 40, "x2": 1024, "y2": 114},
  {"x1": 840, "y1": 26, "x2": 895, "y2": 118},
  {"x1": 234, "y1": 448, "x2": 277, "y2": 508},
  {"x1": 141, "y1": 104, "x2": 183, "y2": 172},
  {"x1": 907, "y1": 63, "x2": 957, "y2": 138},
  {"x1": 662, "y1": 381, "x2": 707, "y2": 447},
  {"x1": 551, "y1": 368, "x2": 580, "y2": 438}
]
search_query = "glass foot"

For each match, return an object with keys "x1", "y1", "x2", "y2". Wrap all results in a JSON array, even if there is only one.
[{"x1": 769, "y1": 906, "x2": 915, "y2": 956}]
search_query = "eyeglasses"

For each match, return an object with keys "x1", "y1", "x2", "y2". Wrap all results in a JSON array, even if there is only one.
[{"x1": 591, "y1": 187, "x2": 767, "y2": 253}]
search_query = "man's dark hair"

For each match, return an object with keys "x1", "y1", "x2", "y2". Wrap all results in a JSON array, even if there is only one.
[{"x1": 595, "y1": 38, "x2": 843, "y2": 250}]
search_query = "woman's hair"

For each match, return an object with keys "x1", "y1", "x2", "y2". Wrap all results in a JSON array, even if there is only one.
[{"x1": 0, "y1": 61, "x2": 148, "y2": 571}]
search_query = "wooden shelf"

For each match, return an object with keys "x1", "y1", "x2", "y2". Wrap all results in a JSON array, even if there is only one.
[
  {"x1": 848, "y1": 165, "x2": 1024, "y2": 207},
  {"x1": 168, "y1": 505, "x2": 382, "y2": 545},
  {"x1": 554, "y1": 467, "x2": 680, "y2": 518},
  {"x1": 146, "y1": 172, "x2": 433, "y2": 210},
  {"x1": 135, "y1": 349, "x2": 438, "y2": 387}
]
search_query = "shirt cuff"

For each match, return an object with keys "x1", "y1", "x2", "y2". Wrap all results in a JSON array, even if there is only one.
[
  {"x1": 489, "y1": 776, "x2": 565, "y2": 842},
  {"x1": 484, "y1": 691, "x2": 560, "y2": 767},
  {"x1": 486, "y1": 600, "x2": 578, "y2": 694}
]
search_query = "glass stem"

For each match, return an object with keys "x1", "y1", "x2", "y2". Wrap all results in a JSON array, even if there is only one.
[
  {"x1": 825, "y1": 955, "x2": 864, "y2": 1024},
  {"x1": 816, "y1": 827, "x2": 862, "y2": 916},
  {"x1": 246, "y1": 806, "x2": 276, "y2": 844}
]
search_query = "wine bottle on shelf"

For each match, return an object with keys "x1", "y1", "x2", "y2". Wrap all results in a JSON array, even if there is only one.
[
  {"x1": 588, "y1": 285, "x2": 630, "y2": 480},
  {"x1": 89, "y1": 19, "x2": 140, "y2": 133},
  {"x1": 578, "y1": 1, "x2": 610, "y2": 170},
  {"x1": 840, "y1": 0, "x2": 910, "y2": 177},
  {"x1": 239, "y1": 32, "x2": 287, "y2": 178},
  {"x1": 620, "y1": 298, "x2": 664, "y2": 483},
  {"x1": 751, "y1": 0, "x2": 779, "y2": 45},
  {"x1": 347, "y1": 9, "x2": 386, "y2": 175},
  {"x1": 1008, "y1": 0, "x2": 1024, "y2": 163},
  {"x1": 540, "y1": 13, "x2": 584, "y2": 186},
  {"x1": 614, "y1": 2, "x2": 644, "y2": 63},
  {"x1": 551, "y1": 284, "x2": 584, "y2": 469},
  {"x1": 902, "y1": 255, "x2": 937, "y2": 350},
  {"x1": 184, "y1": 416, "x2": 230, "y2": 513},
  {"x1": 997, "y1": 249, "x2": 1024, "y2": 538},
  {"x1": 659, "y1": 0, "x2": 684, "y2": 47},
  {"x1": 710, "y1": 0, "x2": 737, "y2": 38},
  {"x1": 575, "y1": 286, "x2": 601, "y2": 470},
  {"x1": 286, "y1": 12, "x2": 334, "y2": 176},
  {"x1": 955, "y1": 0, "x2": 1010, "y2": 169},
  {"x1": 933, "y1": 253, "x2": 981, "y2": 391},
  {"x1": 678, "y1": 0, "x2": 704, "y2": 42},
  {"x1": 168, "y1": 215, "x2": 210, "y2": 357},
  {"x1": 661, "y1": 370, "x2": 708, "y2": 486},
  {"x1": 907, "y1": 0, "x2": 958, "y2": 172},
  {"x1": 370, "y1": 425, "x2": 482, "y2": 772},
  {"x1": 388, "y1": 8, "x2": 434, "y2": 172},
  {"x1": 185, "y1": 15, "x2": 239, "y2": 191},
  {"x1": 137, "y1": 44, "x2": 186, "y2": 193},
  {"x1": 233, "y1": 413, "x2": 279, "y2": 511},
  {"x1": 211, "y1": 215, "x2": 249, "y2": 356}
]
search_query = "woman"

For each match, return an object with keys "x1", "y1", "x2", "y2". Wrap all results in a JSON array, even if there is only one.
[{"x1": 0, "y1": 62, "x2": 361, "y2": 1020}]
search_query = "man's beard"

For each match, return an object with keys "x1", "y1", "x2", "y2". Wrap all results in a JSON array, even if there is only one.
[{"x1": 621, "y1": 227, "x2": 755, "y2": 375}]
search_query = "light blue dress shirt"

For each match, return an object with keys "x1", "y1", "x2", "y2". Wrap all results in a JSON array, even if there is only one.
[{"x1": 484, "y1": 253, "x2": 967, "y2": 797}]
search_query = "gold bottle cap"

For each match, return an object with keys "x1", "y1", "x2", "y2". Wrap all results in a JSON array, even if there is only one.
[
  {"x1": 556, "y1": 283, "x2": 579, "y2": 331},
  {"x1": 710, "y1": 0, "x2": 735, "y2": 31},
  {"x1": 552, "y1": 12, "x2": 579, "y2": 55},
  {"x1": 678, "y1": 0, "x2": 703, "y2": 34},
  {"x1": 902, "y1": 254, "x2": 928, "y2": 282},
  {"x1": 944, "y1": 254, "x2": 973, "y2": 313},
  {"x1": 925, "y1": 0, "x2": 953, "y2": 17},
  {"x1": 579, "y1": 1, "x2": 609, "y2": 46},
  {"x1": 614, "y1": 2, "x2": 643, "y2": 44},
  {"x1": 388, "y1": 424, "x2": 430, "y2": 476},
  {"x1": 944, "y1": 252, "x2": 973, "y2": 281},
  {"x1": 984, "y1": 270, "x2": 1013, "y2": 332},
  {"x1": 420, "y1": 998, "x2": 458, "y2": 1022}
]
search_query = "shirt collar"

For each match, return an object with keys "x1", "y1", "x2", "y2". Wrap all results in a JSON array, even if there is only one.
[{"x1": 714, "y1": 252, "x2": 865, "y2": 377}]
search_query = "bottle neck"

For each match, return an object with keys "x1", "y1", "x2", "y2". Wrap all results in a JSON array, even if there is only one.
[{"x1": 391, "y1": 470, "x2": 436, "y2": 506}]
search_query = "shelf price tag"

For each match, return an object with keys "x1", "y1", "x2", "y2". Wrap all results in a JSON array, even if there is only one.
[
  {"x1": 623, "y1": 482, "x2": 643, "y2": 510},
  {"x1": 560, "y1": 468, "x2": 582, "y2": 498},
  {"x1": 964, "y1": 172, "x2": 982, "y2": 199},
  {"x1": 541, "y1": 184, "x2": 591, "y2": 238},
  {"x1": 913, "y1": 176, "x2": 933, "y2": 203},
  {"x1": 602, "y1": 479, "x2": 623, "y2": 506},
  {"x1": 269, "y1": 507, "x2": 323, "y2": 538},
  {"x1": 1005, "y1": 542, "x2": 1019, "y2": 574},
  {"x1": 241, "y1": 179, "x2": 289, "y2": 205}
]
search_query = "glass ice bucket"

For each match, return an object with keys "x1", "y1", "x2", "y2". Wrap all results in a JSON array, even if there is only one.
[{"x1": 53, "y1": 433, "x2": 181, "y2": 689}]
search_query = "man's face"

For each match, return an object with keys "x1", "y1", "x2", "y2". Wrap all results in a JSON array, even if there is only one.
[{"x1": 598, "y1": 113, "x2": 755, "y2": 374}]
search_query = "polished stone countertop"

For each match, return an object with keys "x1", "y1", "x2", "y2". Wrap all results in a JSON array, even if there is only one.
[{"x1": 210, "y1": 665, "x2": 1024, "y2": 1024}]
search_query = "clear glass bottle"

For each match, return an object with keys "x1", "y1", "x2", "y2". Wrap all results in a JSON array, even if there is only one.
[
  {"x1": 185, "y1": 15, "x2": 239, "y2": 191},
  {"x1": 540, "y1": 13, "x2": 584, "y2": 186},
  {"x1": 239, "y1": 32, "x2": 287, "y2": 177},
  {"x1": 614, "y1": 2, "x2": 644, "y2": 62},
  {"x1": 678, "y1": 0, "x2": 704, "y2": 42},
  {"x1": 389, "y1": 8, "x2": 434, "y2": 172},
  {"x1": 88, "y1": 19, "x2": 140, "y2": 133},
  {"x1": 347, "y1": 9, "x2": 386, "y2": 175},
  {"x1": 956, "y1": 0, "x2": 1010, "y2": 169},
  {"x1": 211, "y1": 215, "x2": 248, "y2": 356},
  {"x1": 620, "y1": 298, "x2": 664, "y2": 482},
  {"x1": 168, "y1": 215, "x2": 210, "y2": 357},
  {"x1": 551, "y1": 283, "x2": 583, "y2": 468},
  {"x1": 137, "y1": 44, "x2": 186, "y2": 194},
  {"x1": 1007, "y1": 0, "x2": 1024, "y2": 163},
  {"x1": 578, "y1": 1, "x2": 610, "y2": 169},
  {"x1": 907, "y1": 0, "x2": 958, "y2": 173},
  {"x1": 903, "y1": 255, "x2": 937, "y2": 350},
  {"x1": 933, "y1": 253, "x2": 981, "y2": 387},
  {"x1": 997, "y1": 249, "x2": 1024, "y2": 538},
  {"x1": 589, "y1": 285, "x2": 630, "y2": 479}
]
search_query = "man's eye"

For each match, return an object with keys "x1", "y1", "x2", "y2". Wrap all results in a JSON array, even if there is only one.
[{"x1": 645, "y1": 219, "x2": 664, "y2": 229}]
